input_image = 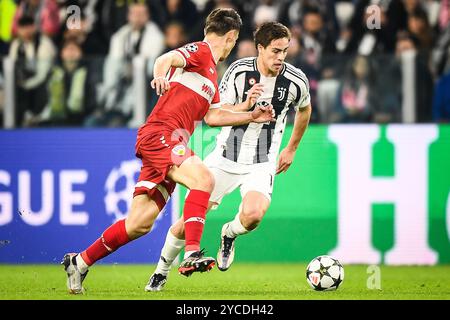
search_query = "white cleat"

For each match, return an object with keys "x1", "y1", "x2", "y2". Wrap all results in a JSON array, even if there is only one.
[
  {"x1": 217, "y1": 224, "x2": 236, "y2": 271},
  {"x1": 144, "y1": 273, "x2": 167, "y2": 292},
  {"x1": 61, "y1": 253, "x2": 88, "y2": 294}
]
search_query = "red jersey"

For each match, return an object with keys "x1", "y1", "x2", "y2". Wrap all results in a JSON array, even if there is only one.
[{"x1": 137, "y1": 41, "x2": 221, "y2": 141}]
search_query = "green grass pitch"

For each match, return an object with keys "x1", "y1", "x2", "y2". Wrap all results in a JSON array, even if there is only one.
[{"x1": 0, "y1": 264, "x2": 449, "y2": 300}]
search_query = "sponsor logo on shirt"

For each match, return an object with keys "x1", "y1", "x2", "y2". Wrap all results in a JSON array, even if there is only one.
[{"x1": 202, "y1": 84, "x2": 214, "y2": 99}]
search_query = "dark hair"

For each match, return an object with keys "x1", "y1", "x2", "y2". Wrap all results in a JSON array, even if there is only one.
[
  {"x1": 409, "y1": 6, "x2": 429, "y2": 22},
  {"x1": 253, "y1": 22, "x2": 291, "y2": 49},
  {"x1": 18, "y1": 16, "x2": 35, "y2": 27},
  {"x1": 204, "y1": 8, "x2": 242, "y2": 36},
  {"x1": 396, "y1": 30, "x2": 419, "y2": 48}
]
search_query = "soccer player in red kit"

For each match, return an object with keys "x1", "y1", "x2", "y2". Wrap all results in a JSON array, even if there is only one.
[{"x1": 62, "y1": 8, "x2": 275, "y2": 294}]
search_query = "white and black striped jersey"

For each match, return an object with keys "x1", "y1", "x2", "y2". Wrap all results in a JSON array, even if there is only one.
[{"x1": 213, "y1": 57, "x2": 310, "y2": 168}]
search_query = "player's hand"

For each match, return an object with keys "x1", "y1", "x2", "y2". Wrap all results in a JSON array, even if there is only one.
[
  {"x1": 151, "y1": 76, "x2": 170, "y2": 96},
  {"x1": 251, "y1": 104, "x2": 275, "y2": 123},
  {"x1": 244, "y1": 83, "x2": 264, "y2": 109},
  {"x1": 276, "y1": 148, "x2": 295, "y2": 174}
]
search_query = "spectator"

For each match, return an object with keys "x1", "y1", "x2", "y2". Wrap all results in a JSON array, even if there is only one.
[
  {"x1": 9, "y1": 16, "x2": 56, "y2": 126},
  {"x1": 299, "y1": 7, "x2": 336, "y2": 68},
  {"x1": 92, "y1": 3, "x2": 164, "y2": 127},
  {"x1": 28, "y1": 40, "x2": 93, "y2": 126},
  {"x1": 97, "y1": 0, "x2": 166, "y2": 42},
  {"x1": 161, "y1": 0, "x2": 199, "y2": 37},
  {"x1": 278, "y1": 0, "x2": 339, "y2": 34},
  {"x1": 163, "y1": 21, "x2": 188, "y2": 53},
  {"x1": 12, "y1": 0, "x2": 60, "y2": 38},
  {"x1": 289, "y1": 36, "x2": 321, "y2": 123},
  {"x1": 431, "y1": 11, "x2": 450, "y2": 77},
  {"x1": 0, "y1": 0, "x2": 17, "y2": 55},
  {"x1": 60, "y1": 12, "x2": 108, "y2": 56},
  {"x1": 333, "y1": 55, "x2": 378, "y2": 122},
  {"x1": 344, "y1": 0, "x2": 408, "y2": 55},
  {"x1": 407, "y1": 6, "x2": 434, "y2": 56},
  {"x1": 236, "y1": 38, "x2": 257, "y2": 59},
  {"x1": 438, "y1": 0, "x2": 450, "y2": 31},
  {"x1": 253, "y1": 0, "x2": 280, "y2": 28},
  {"x1": 432, "y1": 71, "x2": 450, "y2": 122}
]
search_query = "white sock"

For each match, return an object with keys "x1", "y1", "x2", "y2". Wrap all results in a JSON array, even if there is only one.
[
  {"x1": 154, "y1": 229, "x2": 185, "y2": 276},
  {"x1": 224, "y1": 212, "x2": 250, "y2": 238},
  {"x1": 184, "y1": 250, "x2": 196, "y2": 259},
  {"x1": 76, "y1": 254, "x2": 89, "y2": 274}
]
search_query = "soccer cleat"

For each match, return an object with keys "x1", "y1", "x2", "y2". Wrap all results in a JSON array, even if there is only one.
[
  {"x1": 61, "y1": 253, "x2": 89, "y2": 294},
  {"x1": 217, "y1": 224, "x2": 236, "y2": 271},
  {"x1": 144, "y1": 273, "x2": 167, "y2": 292},
  {"x1": 178, "y1": 249, "x2": 215, "y2": 277}
]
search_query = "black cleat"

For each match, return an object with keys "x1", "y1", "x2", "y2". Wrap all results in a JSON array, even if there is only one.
[{"x1": 178, "y1": 249, "x2": 215, "y2": 277}]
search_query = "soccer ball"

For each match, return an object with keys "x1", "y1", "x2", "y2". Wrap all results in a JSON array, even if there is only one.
[{"x1": 306, "y1": 255, "x2": 344, "y2": 291}]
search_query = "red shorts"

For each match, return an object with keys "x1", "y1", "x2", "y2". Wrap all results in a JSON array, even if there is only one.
[{"x1": 133, "y1": 130, "x2": 194, "y2": 210}]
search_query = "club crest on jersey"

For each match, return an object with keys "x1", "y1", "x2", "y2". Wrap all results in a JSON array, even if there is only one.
[
  {"x1": 172, "y1": 144, "x2": 186, "y2": 156},
  {"x1": 277, "y1": 87, "x2": 287, "y2": 101},
  {"x1": 184, "y1": 43, "x2": 198, "y2": 53},
  {"x1": 248, "y1": 78, "x2": 256, "y2": 86}
]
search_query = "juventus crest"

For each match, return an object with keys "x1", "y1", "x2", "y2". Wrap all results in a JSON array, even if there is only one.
[{"x1": 277, "y1": 87, "x2": 287, "y2": 101}]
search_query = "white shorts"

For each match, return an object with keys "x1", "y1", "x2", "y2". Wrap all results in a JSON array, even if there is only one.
[
  {"x1": 203, "y1": 151, "x2": 275, "y2": 208},
  {"x1": 208, "y1": 166, "x2": 274, "y2": 207}
]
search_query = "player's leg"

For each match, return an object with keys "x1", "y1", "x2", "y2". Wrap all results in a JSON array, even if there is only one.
[
  {"x1": 165, "y1": 155, "x2": 217, "y2": 276},
  {"x1": 217, "y1": 170, "x2": 273, "y2": 271},
  {"x1": 145, "y1": 202, "x2": 216, "y2": 291},
  {"x1": 146, "y1": 166, "x2": 237, "y2": 288},
  {"x1": 62, "y1": 194, "x2": 162, "y2": 294}
]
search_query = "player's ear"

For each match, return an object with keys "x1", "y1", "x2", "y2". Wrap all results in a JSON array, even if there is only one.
[
  {"x1": 225, "y1": 30, "x2": 238, "y2": 43},
  {"x1": 257, "y1": 44, "x2": 265, "y2": 55}
]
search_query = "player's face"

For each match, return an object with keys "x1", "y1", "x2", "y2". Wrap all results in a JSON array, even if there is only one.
[
  {"x1": 258, "y1": 37, "x2": 290, "y2": 76},
  {"x1": 220, "y1": 30, "x2": 239, "y2": 61}
]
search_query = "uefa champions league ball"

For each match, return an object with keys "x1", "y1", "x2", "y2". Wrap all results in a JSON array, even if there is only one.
[{"x1": 306, "y1": 255, "x2": 344, "y2": 291}]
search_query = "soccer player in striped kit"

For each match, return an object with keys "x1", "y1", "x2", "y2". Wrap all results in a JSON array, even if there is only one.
[{"x1": 146, "y1": 22, "x2": 312, "y2": 291}]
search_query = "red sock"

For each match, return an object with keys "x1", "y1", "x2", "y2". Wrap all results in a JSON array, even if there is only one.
[
  {"x1": 80, "y1": 219, "x2": 130, "y2": 266},
  {"x1": 183, "y1": 190, "x2": 210, "y2": 252}
]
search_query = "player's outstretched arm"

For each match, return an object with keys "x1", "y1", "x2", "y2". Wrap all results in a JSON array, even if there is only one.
[
  {"x1": 221, "y1": 83, "x2": 264, "y2": 112},
  {"x1": 276, "y1": 104, "x2": 312, "y2": 174},
  {"x1": 204, "y1": 105, "x2": 275, "y2": 127},
  {"x1": 150, "y1": 52, "x2": 185, "y2": 96}
]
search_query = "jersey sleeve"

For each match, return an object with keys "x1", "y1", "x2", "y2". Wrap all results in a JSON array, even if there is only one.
[
  {"x1": 218, "y1": 61, "x2": 240, "y2": 105},
  {"x1": 173, "y1": 42, "x2": 209, "y2": 70},
  {"x1": 294, "y1": 70, "x2": 311, "y2": 111}
]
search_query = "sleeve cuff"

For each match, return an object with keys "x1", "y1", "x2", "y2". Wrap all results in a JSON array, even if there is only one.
[{"x1": 209, "y1": 103, "x2": 221, "y2": 109}]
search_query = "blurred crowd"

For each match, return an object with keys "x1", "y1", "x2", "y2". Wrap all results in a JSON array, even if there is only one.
[{"x1": 0, "y1": 0, "x2": 449, "y2": 128}]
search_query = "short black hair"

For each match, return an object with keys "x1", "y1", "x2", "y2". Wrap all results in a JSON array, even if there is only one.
[
  {"x1": 253, "y1": 22, "x2": 291, "y2": 49},
  {"x1": 204, "y1": 8, "x2": 242, "y2": 36},
  {"x1": 18, "y1": 16, "x2": 35, "y2": 27}
]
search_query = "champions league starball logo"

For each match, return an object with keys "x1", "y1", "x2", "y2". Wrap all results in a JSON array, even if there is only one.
[{"x1": 104, "y1": 160, "x2": 165, "y2": 224}]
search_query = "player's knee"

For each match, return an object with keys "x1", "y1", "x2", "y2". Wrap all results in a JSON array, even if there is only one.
[
  {"x1": 170, "y1": 221, "x2": 185, "y2": 239},
  {"x1": 126, "y1": 217, "x2": 155, "y2": 238},
  {"x1": 194, "y1": 169, "x2": 215, "y2": 193},
  {"x1": 242, "y1": 208, "x2": 265, "y2": 230}
]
